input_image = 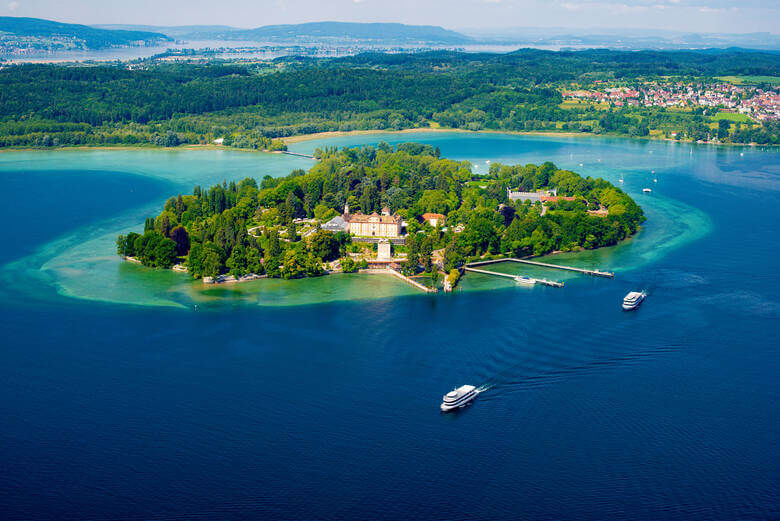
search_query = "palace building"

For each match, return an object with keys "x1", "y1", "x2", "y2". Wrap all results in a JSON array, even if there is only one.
[{"x1": 344, "y1": 204, "x2": 402, "y2": 238}]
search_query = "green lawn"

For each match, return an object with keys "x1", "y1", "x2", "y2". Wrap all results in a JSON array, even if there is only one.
[
  {"x1": 717, "y1": 75, "x2": 780, "y2": 86},
  {"x1": 713, "y1": 112, "x2": 752, "y2": 123}
]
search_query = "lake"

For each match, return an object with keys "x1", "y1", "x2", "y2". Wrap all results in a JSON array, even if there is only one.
[{"x1": 0, "y1": 133, "x2": 778, "y2": 520}]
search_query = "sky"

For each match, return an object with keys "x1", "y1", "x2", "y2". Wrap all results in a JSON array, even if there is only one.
[{"x1": 1, "y1": 0, "x2": 777, "y2": 34}]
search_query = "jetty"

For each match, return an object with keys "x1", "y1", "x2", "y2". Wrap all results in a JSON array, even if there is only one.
[
  {"x1": 466, "y1": 258, "x2": 614, "y2": 278},
  {"x1": 361, "y1": 268, "x2": 438, "y2": 293},
  {"x1": 463, "y1": 266, "x2": 564, "y2": 287}
]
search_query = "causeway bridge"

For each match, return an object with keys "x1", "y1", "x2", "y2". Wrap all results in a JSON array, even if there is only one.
[{"x1": 280, "y1": 151, "x2": 317, "y2": 160}]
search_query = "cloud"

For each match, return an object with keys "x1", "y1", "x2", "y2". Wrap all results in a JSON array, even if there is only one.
[{"x1": 8, "y1": 1, "x2": 19, "y2": 11}]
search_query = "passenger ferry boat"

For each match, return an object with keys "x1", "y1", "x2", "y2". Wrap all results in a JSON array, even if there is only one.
[
  {"x1": 642, "y1": 188, "x2": 652, "y2": 193},
  {"x1": 441, "y1": 385, "x2": 478, "y2": 412},
  {"x1": 622, "y1": 291, "x2": 646, "y2": 311}
]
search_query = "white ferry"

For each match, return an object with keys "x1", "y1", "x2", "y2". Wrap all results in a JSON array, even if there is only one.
[
  {"x1": 441, "y1": 385, "x2": 478, "y2": 412},
  {"x1": 642, "y1": 188, "x2": 652, "y2": 193},
  {"x1": 622, "y1": 291, "x2": 646, "y2": 311}
]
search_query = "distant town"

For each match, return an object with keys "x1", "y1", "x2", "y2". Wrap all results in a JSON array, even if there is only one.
[{"x1": 564, "y1": 81, "x2": 780, "y2": 122}]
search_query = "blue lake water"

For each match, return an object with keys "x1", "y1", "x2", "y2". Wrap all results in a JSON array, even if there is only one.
[{"x1": 0, "y1": 134, "x2": 778, "y2": 520}]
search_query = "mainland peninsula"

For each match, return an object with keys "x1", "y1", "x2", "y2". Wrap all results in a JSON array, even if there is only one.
[
  {"x1": 116, "y1": 142, "x2": 644, "y2": 290},
  {"x1": 1, "y1": 49, "x2": 778, "y2": 151}
]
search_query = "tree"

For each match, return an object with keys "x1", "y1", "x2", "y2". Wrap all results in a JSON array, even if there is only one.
[
  {"x1": 152, "y1": 237, "x2": 177, "y2": 268},
  {"x1": 203, "y1": 251, "x2": 222, "y2": 278},
  {"x1": 341, "y1": 256, "x2": 357, "y2": 273},
  {"x1": 418, "y1": 189, "x2": 450, "y2": 214},
  {"x1": 131, "y1": 230, "x2": 177, "y2": 268},
  {"x1": 442, "y1": 237, "x2": 464, "y2": 271},
  {"x1": 246, "y1": 247, "x2": 264, "y2": 275},
  {"x1": 718, "y1": 118, "x2": 731, "y2": 140},
  {"x1": 281, "y1": 248, "x2": 306, "y2": 279},
  {"x1": 305, "y1": 253, "x2": 324, "y2": 277},
  {"x1": 309, "y1": 229, "x2": 338, "y2": 261},
  {"x1": 429, "y1": 265, "x2": 440, "y2": 286},
  {"x1": 286, "y1": 221, "x2": 298, "y2": 242},
  {"x1": 116, "y1": 232, "x2": 140, "y2": 257},
  {"x1": 187, "y1": 243, "x2": 205, "y2": 278},
  {"x1": 169, "y1": 226, "x2": 190, "y2": 256},
  {"x1": 265, "y1": 230, "x2": 282, "y2": 258},
  {"x1": 226, "y1": 245, "x2": 247, "y2": 277},
  {"x1": 461, "y1": 216, "x2": 499, "y2": 256},
  {"x1": 420, "y1": 236, "x2": 434, "y2": 272},
  {"x1": 283, "y1": 190, "x2": 304, "y2": 222}
]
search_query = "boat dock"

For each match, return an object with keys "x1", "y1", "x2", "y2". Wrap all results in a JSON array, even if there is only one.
[
  {"x1": 466, "y1": 258, "x2": 614, "y2": 278},
  {"x1": 361, "y1": 268, "x2": 438, "y2": 293},
  {"x1": 463, "y1": 267, "x2": 564, "y2": 287}
]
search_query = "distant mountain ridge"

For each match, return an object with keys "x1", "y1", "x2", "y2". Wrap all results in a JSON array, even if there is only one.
[
  {"x1": 94, "y1": 21, "x2": 474, "y2": 44},
  {"x1": 461, "y1": 26, "x2": 780, "y2": 51},
  {"x1": 94, "y1": 25, "x2": 235, "y2": 38},
  {"x1": 0, "y1": 17, "x2": 171, "y2": 49}
]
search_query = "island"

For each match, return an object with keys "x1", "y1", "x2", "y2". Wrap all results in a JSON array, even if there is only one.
[{"x1": 116, "y1": 142, "x2": 643, "y2": 290}]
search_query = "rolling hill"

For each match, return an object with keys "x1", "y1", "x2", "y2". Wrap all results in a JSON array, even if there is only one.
[
  {"x1": 0, "y1": 17, "x2": 172, "y2": 49},
  {"x1": 93, "y1": 21, "x2": 473, "y2": 45}
]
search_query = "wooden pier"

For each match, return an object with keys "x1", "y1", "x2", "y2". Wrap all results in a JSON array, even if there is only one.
[
  {"x1": 360, "y1": 268, "x2": 438, "y2": 293},
  {"x1": 466, "y1": 258, "x2": 614, "y2": 278},
  {"x1": 464, "y1": 267, "x2": 564, "y2": 287}
]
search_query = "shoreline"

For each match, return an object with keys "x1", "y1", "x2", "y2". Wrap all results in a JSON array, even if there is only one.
[
  {"x1": 280, "y1": 127, "x2": 774, "y2": 148},
  {"x1": 283, "y1": 128, "x2": 599, "y2": 144},
  {"x1": 1, "y1": 129, "x2": 773, "y2": 155},
  {"x1": 0, "y1": 143, "x2": 273, "y2": 154}
]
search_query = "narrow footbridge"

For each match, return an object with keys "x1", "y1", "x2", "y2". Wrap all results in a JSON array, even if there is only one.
[
  {"x1": 280, "y1": 151, "x2": 317, "y2": 160},
  {"x1": 466, "y1": 258, "x2": 614, "y2": 278}
]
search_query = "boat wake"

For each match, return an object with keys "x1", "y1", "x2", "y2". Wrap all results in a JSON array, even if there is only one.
[{"x1": 475, "y1": 383, "x2": 493, "y2": 394}]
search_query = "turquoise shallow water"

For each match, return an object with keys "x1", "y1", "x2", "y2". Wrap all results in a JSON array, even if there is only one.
[
  {"x1": 0, "y1": 135, "x2": 715, "y2": 307},
  {"x1": 0, "y1": 134, "x2": 778, "y2": 520}
]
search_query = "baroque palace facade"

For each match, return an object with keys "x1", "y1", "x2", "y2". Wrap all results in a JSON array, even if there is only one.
[{"x1": 344, "y1": 204, "x2": 402, "y2": 238}]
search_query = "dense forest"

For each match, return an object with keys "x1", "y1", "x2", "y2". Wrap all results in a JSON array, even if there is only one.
[
  {"x1": 117, "y1": 143, "x2": 644, "y2": 281},
  {"x1": 2, "y1": 49, "x2": 778, "y2": 148}
]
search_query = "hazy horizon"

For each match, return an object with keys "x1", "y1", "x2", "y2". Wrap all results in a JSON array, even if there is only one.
[{"x1": 1, "y1": 0, "x2": 777, "y2": 35}]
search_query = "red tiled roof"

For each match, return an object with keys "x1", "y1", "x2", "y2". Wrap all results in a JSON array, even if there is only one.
[{"x1": 540, "y1": 196, "x2": 578, "y2": 203}]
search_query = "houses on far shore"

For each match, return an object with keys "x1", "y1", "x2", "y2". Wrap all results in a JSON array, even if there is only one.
[{"x1": 562, "y1": 81, "x2": 779, "y2": 121}]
